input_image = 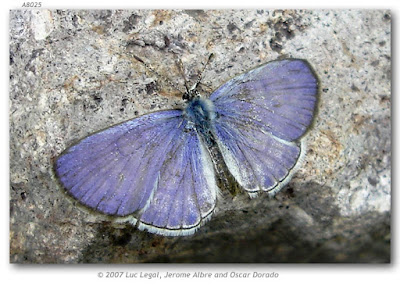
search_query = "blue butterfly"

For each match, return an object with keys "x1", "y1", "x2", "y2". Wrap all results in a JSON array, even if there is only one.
[{"x1": 55, "y1": 56, "x2": 318, "y2": 236}]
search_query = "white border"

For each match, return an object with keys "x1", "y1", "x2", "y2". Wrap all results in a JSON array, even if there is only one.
[{"x1": 3, "y1": 1, "x2": 397, "y2": 286}]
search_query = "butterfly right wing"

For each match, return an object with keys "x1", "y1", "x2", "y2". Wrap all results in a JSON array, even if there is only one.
[
  {"x1": 55, "y1": 110, "x2": 218, "y2": 235},
  {"x1": 209, "y1": 59, "x2": 318, "y2": 196}
]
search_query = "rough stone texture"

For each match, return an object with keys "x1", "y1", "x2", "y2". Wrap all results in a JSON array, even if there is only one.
[{"x1": 9, "y1": 9, "x2": 390, "y2": 263}]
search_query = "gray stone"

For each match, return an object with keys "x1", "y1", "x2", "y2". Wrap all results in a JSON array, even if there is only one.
[{"x1": 9, "y1": 9, "x2": 390, "y2": 263}]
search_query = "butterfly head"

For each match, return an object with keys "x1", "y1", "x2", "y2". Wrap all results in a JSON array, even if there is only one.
[{"x1": 182, "y1": 87, "x2": 201, "y2": 101}]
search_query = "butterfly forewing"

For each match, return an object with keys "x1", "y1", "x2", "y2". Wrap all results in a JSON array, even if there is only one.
[{"x1": 211, "y1": 59, "x2": 318, "y2": 141}]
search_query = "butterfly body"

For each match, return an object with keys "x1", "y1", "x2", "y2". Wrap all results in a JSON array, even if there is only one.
[{"x1": 55, "y1": 58, "x2": 319, "y2": 236}]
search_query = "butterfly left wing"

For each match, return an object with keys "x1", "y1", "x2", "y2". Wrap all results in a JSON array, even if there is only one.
[
  {"x1": 55, "y1": 110, "x2": 218, "y2": 236},
  {"x1": 209, "y1": 59, "x2": 318, "y2": 196}
]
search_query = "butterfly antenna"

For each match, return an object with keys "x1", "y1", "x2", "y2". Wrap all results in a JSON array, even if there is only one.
[
  {"x1": 133, "y1": 55, "x2": 185, "y2": 94},
  {"x1": 192, "y1": 53, "x2": 215, "y2": 90},
  {"x1": 175, "y1": 58, "x2": 191, "y2": 93}
]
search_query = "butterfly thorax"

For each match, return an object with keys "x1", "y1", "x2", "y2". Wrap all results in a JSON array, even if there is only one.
[{"x1": 183, "y1": 96, "x2": 216, "y2": 134}]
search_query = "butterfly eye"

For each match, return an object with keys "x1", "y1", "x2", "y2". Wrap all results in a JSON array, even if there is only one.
[{"x1": 182, "y1": 92, "x2": 190, "y2": 101}]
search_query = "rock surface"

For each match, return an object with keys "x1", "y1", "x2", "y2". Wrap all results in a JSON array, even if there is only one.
[{"x1": 9, "y1": 9, "x2": 390, "y2": 263}]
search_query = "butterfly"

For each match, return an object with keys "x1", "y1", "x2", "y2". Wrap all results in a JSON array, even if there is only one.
[{"x1": 55, "y1": 56, "x2": 319, "y2": 236}]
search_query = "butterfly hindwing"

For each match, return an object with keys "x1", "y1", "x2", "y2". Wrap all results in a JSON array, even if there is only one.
[
  {"x1": 55, "y1": 110, "x2": 218, "y2": 235},
  {"x1": 136, "y1": 125, "x2": 218, "y2": 235},
  {"x1": 210, "y1": 59, "x2": 318, "y2": 195}
]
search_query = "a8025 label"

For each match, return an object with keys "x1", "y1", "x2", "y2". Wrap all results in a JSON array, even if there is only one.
[{"x1": 22, "y1": 2, "x2": 42, "y2": 7}]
